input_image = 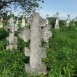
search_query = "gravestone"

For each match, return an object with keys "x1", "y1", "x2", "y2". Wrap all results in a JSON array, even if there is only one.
[
  {"x1": 6, "y1": 17, "x2": 17, "y2": 50},
  {"x1": 55, "y1": 12, "x2": 59, "y2": 29},
  {"x1": 0, "y1": 16, "x2": 3, "y2": 28},
  {"x1": 66, "y1": 14, "x2": 70, "y2": 27},
  {"x1": 46, "y1": 14, "x2": 51, "y2": 29},
  {"x1": 19, "y1": 13, "x2": 52, "y2": 74},
  {"x1": 22, "y1": 16, "x2": 26, "y2": 27}
]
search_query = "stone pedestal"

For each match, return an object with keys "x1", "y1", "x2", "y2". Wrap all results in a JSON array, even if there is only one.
[
  {"x1": 66, "y1": 19, "x2": 70, "y2": 27},
  {"x1": 55, "y1": 18, "x2": 59, "y2": 29},
  {"x1": 6, "y1": 32, "x2": 17, "y2": 50},
  {"x1": 54, "y1": 12, "x2": 59, "y2": 29},
  {"x1": 66, "y1": 14, "x2": 70, "y2": 27}
]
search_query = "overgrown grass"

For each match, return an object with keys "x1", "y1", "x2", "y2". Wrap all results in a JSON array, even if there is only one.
[
  {"x1": 0, "y1": 50, "x2": 26, "y2": 77},
  {"x1": 43, "y1": 25, "x2": 77, "y2": 77},
  {"x1": 1, "y1": 24, "x2": 77, "y2": 77}
]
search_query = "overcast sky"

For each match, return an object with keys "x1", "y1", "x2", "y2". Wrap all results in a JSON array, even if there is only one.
[{"x1": 37, "y1": 0, "x2": 77, "y2": 19}]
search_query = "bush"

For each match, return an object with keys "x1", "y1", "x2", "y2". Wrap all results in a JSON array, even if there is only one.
[
  {"x1": 0, "y1": 39, "x2": 7, "y2": 50},
  {"x1": 17, "y1": 38, "x2": 29, "y2": 51},
  {"x1": 0, "y1": 28, "x2": 8, "y2": 40}
]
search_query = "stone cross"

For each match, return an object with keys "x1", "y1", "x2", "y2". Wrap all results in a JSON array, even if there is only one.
[
  {"x1": 6, "y1": 17, "x2": 17, "y2": 50},
  {"x1": 55, "y1": 12, "x2": 59, "y2": 29},
  {"x1": 19, "y1": 13, "x2": 52, "y2": 74},
  {"x1": 56, "y1": 12, "x2": 59, "y2": 18},
  {"x1": 66, "y1": 14, "x2": 70, "y2": 27},
  {"x1": 0, "y1": 16, "x2": 3, "y2": 28},
  {"x1": 67, "y1": 14, "x2": 70, "y2": 19}
]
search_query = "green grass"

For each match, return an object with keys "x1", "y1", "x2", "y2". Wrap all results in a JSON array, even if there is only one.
[
  {"x1": 0, "y1": 49, "x2": 26, "y2": 77},
  {"x1": 44, "y1": 25, "x2": 77, "y2": 77},
  {"x1": 1, "y1": 24, "x2": 77, "y2": 77}
]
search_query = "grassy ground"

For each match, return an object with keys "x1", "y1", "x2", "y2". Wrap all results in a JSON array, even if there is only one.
[
  {"x1": 45, "y1": 26, "x2": 77, "y2": 77},
  {"x1": 0, "y1": 25, "x2": 77, "y2": 77}
]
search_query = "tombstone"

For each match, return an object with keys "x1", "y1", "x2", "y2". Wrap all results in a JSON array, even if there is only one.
[
  {"x1": 46, "y1": 14, "x2": 51, "y2": 29},
  {"x1": 19, "y1": 13, "x2": 52, "y2": 74},
  {"x1": 19, "y1": 16, "x2": 30, "y2": 42},
  {"x1": 55, "y1": 12, "x2": 59, "y2": 29},
  {"x1": 0, "y1": 16, "x2": 3, "y2": 28},
  {"x1": 6, "y1": 17, "x2": 17, "y2": 50},
  {"x1": 21, "y1": 16, "x2": 26, "y2": 27},
  {"x1": 66, "y1": 14, "x2": 70, "y2": 27}
]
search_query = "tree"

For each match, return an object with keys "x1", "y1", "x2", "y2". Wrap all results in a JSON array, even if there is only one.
[{"x1": 0, "y1": 0, "x2": 44, "y2": 14}]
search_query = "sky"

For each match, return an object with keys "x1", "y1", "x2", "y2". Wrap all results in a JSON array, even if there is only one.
[
  {"x1": 37, "y1": 0, "x2": 77, "y2": 19},
  {"x1": 6, "y1": 0, "x2": 77, "y2": 19}
]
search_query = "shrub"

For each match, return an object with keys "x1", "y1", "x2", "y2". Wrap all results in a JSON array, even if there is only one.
[
  {"x1": 17, "y1": 38, "x2": 29, "y2": 51},
  {"x1": 0, "y1": 28, "x2": 8, "y2": 40}
]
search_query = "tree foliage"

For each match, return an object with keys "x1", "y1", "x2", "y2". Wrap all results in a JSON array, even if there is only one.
[{"x1": 0, "y1": 0, "x2": 44, "y2": 14}]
